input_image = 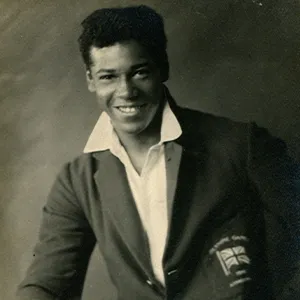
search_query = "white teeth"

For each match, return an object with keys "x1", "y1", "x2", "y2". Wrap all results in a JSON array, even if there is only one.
[
  {"x1": 118, "y1": 105, "x2": 144, "y2": 113},
  {"x1": 119, "y1": 107, "x2": 137, "y2": 113}
]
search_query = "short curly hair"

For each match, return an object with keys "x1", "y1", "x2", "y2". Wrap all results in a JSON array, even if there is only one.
[{"x1": 78, "y1": 5, "x2": 169, "y2": 81}]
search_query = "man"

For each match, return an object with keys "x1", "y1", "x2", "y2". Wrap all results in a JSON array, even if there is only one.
[{"x1": 17, "y1": 5, "x2": 300, "y2": 300}]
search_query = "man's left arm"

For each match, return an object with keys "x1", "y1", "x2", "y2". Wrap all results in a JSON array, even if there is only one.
[{"x1": 247, "y1": 122, "x2": 300, "y2": 299}]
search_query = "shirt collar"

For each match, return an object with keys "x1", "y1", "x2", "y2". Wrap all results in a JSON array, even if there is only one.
[{"x1": 83, "y1": 100, "x2": 182, "y2": 154}]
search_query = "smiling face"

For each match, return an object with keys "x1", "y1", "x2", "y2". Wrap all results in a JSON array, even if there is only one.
[{"x1": 86, "y1": 40, "x2": 165, "y2": 138}]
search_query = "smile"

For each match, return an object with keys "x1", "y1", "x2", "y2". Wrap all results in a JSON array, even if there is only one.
[{"x1": 116, "y1": 104, "x2": 147, "y2": 114}]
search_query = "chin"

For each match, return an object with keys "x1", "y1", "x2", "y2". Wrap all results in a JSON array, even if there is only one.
[
  {"x1": 123, "y1": 126, "x2": 146, "y2": 136},
  {"x1": 118, "y1": 122, "x2": 149, "y2": 136}
]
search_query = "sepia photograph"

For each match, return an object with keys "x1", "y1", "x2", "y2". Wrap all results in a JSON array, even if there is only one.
[{"x1": 1, "y1": 1, "x2": 300, "y2": 299}]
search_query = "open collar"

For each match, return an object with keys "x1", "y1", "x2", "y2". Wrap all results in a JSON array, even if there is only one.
[{"x1": 83, "y1": 90, "x2": 182, "y2": 154}]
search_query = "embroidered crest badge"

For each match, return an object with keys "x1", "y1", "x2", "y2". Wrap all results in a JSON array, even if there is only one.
[
  {"x1": 209, "y1": 235, "x2": 252, "y2": 287},
  {"x1": 216, "y1": 246, "x2": 250, "y2": 276}
]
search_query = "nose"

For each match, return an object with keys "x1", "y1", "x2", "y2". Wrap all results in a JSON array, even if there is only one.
[{"x1": 116, "y1": 76, "x2": 138, "y2": 100}]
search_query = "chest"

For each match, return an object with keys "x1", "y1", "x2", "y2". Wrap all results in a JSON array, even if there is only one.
[
  {"x1": 90, "y1": 150, "x2": 266, "y2": 299},
  {"x1": 123, "y1": 146, "x2": 168, "y2": 231},
  {"x1": 85, "y1": 143, "x2": 269, "y2": 299}
]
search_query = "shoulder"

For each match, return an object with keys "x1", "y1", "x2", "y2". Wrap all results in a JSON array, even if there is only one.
[
  {"x1": 176, "y1": 106, "x2": 248, "y2": 130},
  {"x1": 49, "y1": 153, "x2": 102, "y2": 212},
  {"x1": 175, "y1": 106, "x2": 250, "y2": 149},
  {"x1": 53, "y1": 153, "x2": 97, "y2": 196},
  {"x1": 67, "y1": 152, "x2": 96, "y2": 174}
]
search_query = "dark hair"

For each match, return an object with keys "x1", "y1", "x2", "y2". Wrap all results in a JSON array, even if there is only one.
[{"x1": 78, "y1": 5, "x2": 169, "y2": 81}]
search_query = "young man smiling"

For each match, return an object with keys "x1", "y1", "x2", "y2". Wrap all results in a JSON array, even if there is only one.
[
  {"x1": 17, "y1": 5, "x2": 300, "y2": 300},
  {"x1": 85, "y1": 39, "x2": 167, "y2": 174}
]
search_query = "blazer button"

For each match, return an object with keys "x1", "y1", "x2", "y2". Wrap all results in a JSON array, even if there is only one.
[
  {"x1": 167, "y1": 269, "x2": 178, "y2": 276},
  {"x1": 146, "y1": 279, "x2": 153, "y2": 286}
]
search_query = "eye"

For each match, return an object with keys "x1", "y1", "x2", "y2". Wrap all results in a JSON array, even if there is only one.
[
  {"x1": 134, "y1": 69, "x2": 150, "y2": 79},
  {"x1": 99, "y1": 74, "x2": 116, "y2": 81}
]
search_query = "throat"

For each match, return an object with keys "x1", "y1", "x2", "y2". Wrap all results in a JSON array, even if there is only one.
[
  {"x1": 121, "y1": 135, "x2": 160, "y2": 175},
  {"x1": 126, "y1": 150, "x2": 148, "y2": 175}
]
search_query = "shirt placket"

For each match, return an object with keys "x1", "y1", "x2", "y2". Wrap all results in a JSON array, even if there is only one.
[{"x1": 146, "y1": 146, "x2": 168, "y2": 286}]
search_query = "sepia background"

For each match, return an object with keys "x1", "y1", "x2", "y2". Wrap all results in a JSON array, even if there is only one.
[{"x1": 1, "y1": 0, "x2": 300, "y2": 299}]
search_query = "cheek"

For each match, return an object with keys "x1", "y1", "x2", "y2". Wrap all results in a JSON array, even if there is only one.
[
  {"x1": 147, "y1": 83, "x2": 163, "y2": 104},
  {"x1": 95, "y1": 85, "x2": 115, "y2": 108},
  {"x1": 138, "y1": 80, "x2": 162, "y2": 98}
]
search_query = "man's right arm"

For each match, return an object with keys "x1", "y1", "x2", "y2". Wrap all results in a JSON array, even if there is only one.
[{"x1": 16, "y1": 162, "x2": 96, "y2": 300}]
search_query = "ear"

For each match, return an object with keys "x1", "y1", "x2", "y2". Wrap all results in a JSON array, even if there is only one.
[{"x1": 86, "y1": 70, "x2": 96, "y2": 92}]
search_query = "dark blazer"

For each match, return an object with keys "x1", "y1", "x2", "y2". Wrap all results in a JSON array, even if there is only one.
[{"x1": 17, "y1": 99, "x2": 300, "y2": 300}]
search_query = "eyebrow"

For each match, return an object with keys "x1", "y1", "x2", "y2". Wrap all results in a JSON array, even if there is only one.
[
  {"x1": 96, "y1": 62, "x2": 150, "y2": 74},
  {"x1": 131, "y1": 62, "x2": 150, "y2": 69}
]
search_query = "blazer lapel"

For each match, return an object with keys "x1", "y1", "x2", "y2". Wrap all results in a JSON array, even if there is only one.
[
  {"x1": 165, "y1": 142, "x2": 183, "y2": 223},
  {"x1": 164, "y1": 146, "x2": 208, "y2": 270},
  {"x1": 162, "y1": 104, "x2": 216, "y2": 272},
  {"x1": 92, "y1": 151, "x2": 152, "y2": 276}
]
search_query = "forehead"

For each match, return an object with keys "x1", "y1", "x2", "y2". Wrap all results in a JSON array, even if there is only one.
[{"x1": 89, "y1": 40, "x2": 152, "y2": 71}]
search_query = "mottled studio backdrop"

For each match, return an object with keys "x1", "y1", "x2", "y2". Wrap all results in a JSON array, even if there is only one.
[{"x1": 1, "y1": 0, "x2": 299, "y2": 299}]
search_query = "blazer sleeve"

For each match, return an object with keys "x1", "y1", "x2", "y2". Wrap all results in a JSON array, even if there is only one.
[
  {"x1": 247, "y1": 122, "x2": 300, "y2": 299},
  {"x1": 16, "y1": 162, "x2": 96, "y2": 300}
]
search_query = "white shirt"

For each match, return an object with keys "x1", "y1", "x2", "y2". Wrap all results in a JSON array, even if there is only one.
[{"x1": 83, "y1": 101, "x2": 182, "y2": 285}]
